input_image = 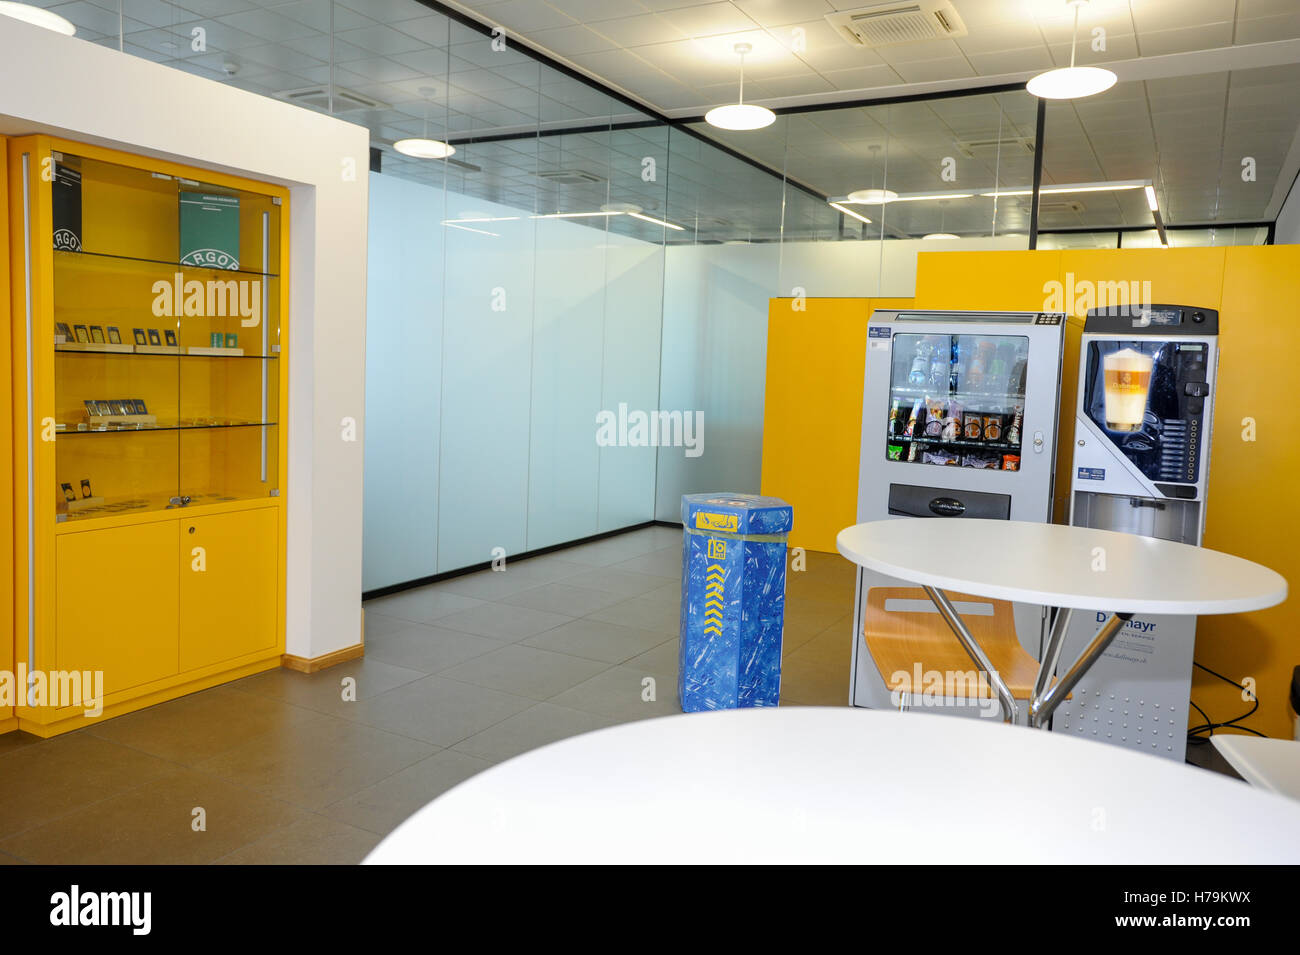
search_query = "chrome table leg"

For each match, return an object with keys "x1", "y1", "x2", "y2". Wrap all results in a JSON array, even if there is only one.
[
  {"x1": 922, "y1": 585, "x2": 1019, "y2": 724},
  {"x1": 1030, "y1": 612, "x2": 1132, "y2": 728}
]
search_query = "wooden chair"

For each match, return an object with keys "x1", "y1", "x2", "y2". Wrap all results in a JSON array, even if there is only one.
[{"x1": 863, "y1": 586, "x2": 1058, "y2": 722}]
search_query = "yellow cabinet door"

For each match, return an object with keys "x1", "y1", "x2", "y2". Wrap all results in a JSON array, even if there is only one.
[
  {"x1": 55, "y1": 521, "x2": 180, "y2": 695},
  {"x1": 179, "y1": 507, "x2": 278, "y2": 671}
]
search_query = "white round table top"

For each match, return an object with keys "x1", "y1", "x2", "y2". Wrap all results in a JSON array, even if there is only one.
[
  {"x1": 363, "y1": 708, "x2": 1300, "y2": 864},
  {"x1": 837, "y1": 518, "x2": 1287, "y2": 615}
]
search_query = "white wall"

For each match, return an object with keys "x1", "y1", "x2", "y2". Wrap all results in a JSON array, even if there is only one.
[
  {"x1": 654, "y1": 234, "x2": 1030, "y2": 520},
  {"x1": 0, "y1": 22, "x2": 370, "y2": 659},
  {"x1": 363, "y1": 174, "x2": 663, "y2": 590}
]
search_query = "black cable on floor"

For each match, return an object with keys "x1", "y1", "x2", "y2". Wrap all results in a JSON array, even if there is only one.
[{"x1": 1187, "y1": 661, "x2": 1265, "y2": 745}]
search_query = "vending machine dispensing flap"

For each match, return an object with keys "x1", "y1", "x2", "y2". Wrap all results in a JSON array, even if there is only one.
[{"x1": 887, "y1": 483, "x2": 1011, "y2": 520}]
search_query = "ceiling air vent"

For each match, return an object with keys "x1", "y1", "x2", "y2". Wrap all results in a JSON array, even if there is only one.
[
  {"x1": 536, "y1": 169, "x2": 606, "y2": 186},
  {"x1": 275, "y1": 86, "x2": 388, "y2": 112},
  {"x1": 1037, "y1": 200, "x2": 1086, "y2": 215},
  {"x1": 827, "y1": 1, "x2": 967, "y2": 48},
  {"x1": 953, "y1": 136, "x2": 1036, "y2": 158}
]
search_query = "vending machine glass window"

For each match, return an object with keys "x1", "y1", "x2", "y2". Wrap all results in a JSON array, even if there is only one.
[
  {"x1": 885, "y1": 333, "x2": 1029, "y2": 471},
  {"x1": 1082, "y1": 339, "x2": 1210, "y2": 485}
]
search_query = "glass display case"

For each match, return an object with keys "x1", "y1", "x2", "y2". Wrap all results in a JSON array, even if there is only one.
[
  {"x1": 50, "y1": 151, "x2": 282, "y2": 522},
  {"x1": 883, "y1": 332, "x2": 1030, "y2": 471}
]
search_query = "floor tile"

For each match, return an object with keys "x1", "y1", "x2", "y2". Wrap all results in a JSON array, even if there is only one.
[
  {"x1": 556, "y1": 533, "x2": 664, "y2": 566},
  {"x1": 343, "y1": 675, "x2": 533, "y2": 747},
  {"x1": 625, "y1": 639, "x2": 678, "y2": 680},
  {"x1": 549, "y1": 665, "x2": 682, "y2": 722},
  {"x1": 227, "y1": 657, "x2": 428, "y2": 717},
  {"x1": 609, "y1": 545, "x2": 682, "y2": 579},
  {"x1": 434, "y1": 567, "x2": 566, "y2": 600},
  {"x1": 0, "y1": 767, "x2": 303, "y2": 864},
  {"x1": 0, "y1": 732, "x2": 39, "y2": 758},
  {"x1": 780, "y1": 630, "x2": 854, "y2": 706},
  {"x1": 453, "y1": 702, "x2": 614, "y2": 762},
  {"x1": 437, "y1": 645, "x2": 609, "y2": 701},
  {"x1": 87, "y1": 686, "x2": 323, "y2": 765},
  {"x1": 568, "y1": 566, "x2": 666, "y2": 597},
  {"x1": 0, "y1": 733, "x2": 173, "y2": 841},
  {"x1": 213, "y1": 813, "x2": 382, "y2": 865},
  {"x1": 0, "y1": 851, "x2": 23, "y2": 864},
  {"x1": 363, "y1": 623, "x2": 506, "y2": 673},
  {"x1": 584, "y1": 592, "x2": 681, "y2": 636},
  {"x1": 522, "y1": 616, "x2": 668, "y2": 664},
  {"x1": 362, "y1": 588, "x2": 486, "y2": 626},
  {"x1": 435, "y1": 601, "x2": 573, "y2": 641},
  {"x1": 193, "y1": 716, "x2": 436, "y2": 811},
  {"x1": 500, "y1": 581, "x2": 626, "y2": 616},
  {"x1": 323, "y1": 749, "x2": 496, "y2": 836}
]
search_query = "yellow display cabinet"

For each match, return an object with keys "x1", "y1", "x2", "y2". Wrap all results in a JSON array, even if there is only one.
[{"x1": 6, "y1": 136, "x2": 289, "y2": 737}]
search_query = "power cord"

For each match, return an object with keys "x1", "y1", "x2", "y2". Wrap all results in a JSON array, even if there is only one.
[{"x1": 1186, "y1": 661, "x2": 1266, "y2": 745}]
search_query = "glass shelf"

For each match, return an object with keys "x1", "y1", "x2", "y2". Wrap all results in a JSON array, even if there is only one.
[
  {"x1": 54, "y1": 247, "x2": 279, "y2": 278},
  {"x1": 58, "y1": 421, "x2": 276, "y2": 436},
  {"x1": 54, "y1": 346, "x2": 278, "y2": 360}
]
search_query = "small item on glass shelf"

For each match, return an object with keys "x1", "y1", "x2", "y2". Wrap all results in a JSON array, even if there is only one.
[
  {"x1": 963, "y1": 452, "x2": 1000, "y2": 469},
  {"x1": 82, "y1": 399, "x2": 97, "y2": 418},
  {"x1": 92, "y1": 400, "x2": 112, "y2": 416},
  {"x1": 963, "y1": 412, "x2": 983, "y2": 441},
  {"x1": 89, "y1": 325, "x2": 106, "y2": 344},
  {"x1": 133, "y1": 328, "x2": 147, "y2": 346},
  {"x1": 983, "y1": 414, "x2": 1003, "y2": 442},
  {"x1": 164, "y1": 329, "x2": 178, "y2": 347},
  {"x1": 901, "y1": 398, "x2": 923, "y2": 439},
  {"x1": 225, "y1": 333, "x2": 238, "y2": 348},
  {"x1": 132, "y1": 399, "x2": 148, "y2": 415},
  {"x1": 941, "y1": 400, "x2": 963, "y2": 442},
  {"x1": 1006, "y1": 404, "x2": 1024, "y2": 446},
  {"x1": 55, "y1": 321, "x2": 72, "y2": 341},
  {"x1": 886, "y1": 443, "x2": 903, "y2": 461},
  {"x1": 923, "y1": 397, "x2": 945, "y2": 438},
  {"x1": 60, "y1": 482, "x2": 76, "y2": 503},
  {"x1": 210, "y1": 332, "x2": 224, "y2": 348},
  {"x1": 923, "y1": 450, "x2": 960, "y2": 467},
  {"x1": 107, "y1": 326, "x2": 122, "y2": 344},
  {"x1": 73, "y1": 324, "x2": 90, "y2": 343},
  {"x1": 147, "y1": 329, "x2": 162, "y2": 346},
  {"x1": 79, "y1": 479, "x2": 93, "y2": 499},
  {"x1": 907, "y1": 441, "x2": 920, "y2": 462},
  {"x1": 1001, "y1": 454, "x2": 1021, "y2": 471}
]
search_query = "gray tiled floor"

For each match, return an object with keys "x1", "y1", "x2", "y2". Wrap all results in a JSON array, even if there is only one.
[{"x1": 0, "y1": 526, "x2": 857, "y2": 864}]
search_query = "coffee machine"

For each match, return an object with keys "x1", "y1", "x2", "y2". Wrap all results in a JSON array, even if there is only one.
[{"x1": 1052, "y1": 304, "x2": 1219, "y2": 759}]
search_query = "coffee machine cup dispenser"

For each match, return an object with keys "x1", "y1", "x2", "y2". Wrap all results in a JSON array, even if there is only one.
[{"x1": 1053, "y1": 304, "x2": 1219, "y2": 759}]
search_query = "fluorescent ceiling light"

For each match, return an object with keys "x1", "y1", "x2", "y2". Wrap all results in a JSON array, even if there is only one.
[
  {"x1": 627, "y1": 211, "x2": 686, "y2": 231},
  {"x1": 394, "y1": 138, "x2": 455, "y2": 159},
  {"x1": 706, "y1": 43, "x2": 776, "y2": 132},
  {"x1": 531, "y1": 211, "x2": 618, "y2": 219},
  {"x1": 1028, "y1": 1, "x2": 1116, "y2": 100},
  {"x1": 980, "y1": 181, "x2": 1145, "y2": 198},
  {"x1": 829, "y1": 201, "x2": 873, "y2": 226},
  {"x1": 444, "y1": 223, "x2": 498, "y2": 237},
  {"x1": 0, "y1": 2, "x2": 75, "y2": 34},
  {"x1": 1144, "y1": 184, "x2": 1159, "y2": 211},
  {"x1": 442, "y1": 216, "x2": 519, "y2": 224},
  {"x1": 847, "y1": 188, "x2": 899, "y2": 204},
  {"x1": 923, "y1": 233, "x2": 960, "y2": 241}
]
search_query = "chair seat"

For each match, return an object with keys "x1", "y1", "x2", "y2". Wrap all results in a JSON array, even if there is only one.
[{"x1": 863, "y1": 586, "x2": 1049, "y2": 701}]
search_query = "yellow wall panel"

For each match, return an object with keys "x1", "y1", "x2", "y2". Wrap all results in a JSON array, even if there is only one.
[
  {"x1": 760, "y1": 297, "x2": 912, "y2": 553},
  {"x1": 914, "y1": 249, "x2": 1062, "y2": 311}
]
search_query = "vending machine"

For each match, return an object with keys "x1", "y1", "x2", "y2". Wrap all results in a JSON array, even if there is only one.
[
  {"x1": 1052, "y1": 304, "x2": 1219, "y2": 760},
  {"x1": 850, "y1": 310, "x2": 1066, "y2": 713}
]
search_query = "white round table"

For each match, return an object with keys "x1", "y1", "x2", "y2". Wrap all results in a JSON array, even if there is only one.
[
  {"x1": 364, "y1": 707, "x2": 1300, "y2": 864},
  {"x1": 836, "y1": 519, "x2": 1287, "y2": 725}
]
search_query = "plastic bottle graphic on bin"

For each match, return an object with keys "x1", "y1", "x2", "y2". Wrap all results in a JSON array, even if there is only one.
[{"x1": 679, "y1": 493, "x2": 794, "y2": 712}]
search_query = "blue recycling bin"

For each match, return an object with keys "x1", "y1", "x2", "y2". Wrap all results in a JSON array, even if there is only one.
[{"x1": 679, "y1": 493, "x2": 794, "y2": 712}]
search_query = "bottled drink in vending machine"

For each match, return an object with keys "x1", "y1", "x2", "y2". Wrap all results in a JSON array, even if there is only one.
[{"x1": 908, "y1": 339, "x2": 929, "y2": 385}]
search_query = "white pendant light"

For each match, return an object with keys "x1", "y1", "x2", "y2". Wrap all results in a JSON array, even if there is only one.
[
  {"x1": 923, "y1": 233, "x2": 960, "y2": 240},
  {"x1": 1028, "y1": 0, "x2": 1116, "y2": 100},
  {"x1": 394, "y1": 138, "x2": 455, "y2": 159},
  {"x1": 395, "y1": 91, "x2": 455, "y2": 160},
  {"x1": 847, "y1": 188, "x2": 899, "y2": 204},
  {"x1": 0, "y1": 2, "x2": 76, "y2": 34},
  {"x1": 705, "y1": 43, "x2": 775, "y2": 131}
]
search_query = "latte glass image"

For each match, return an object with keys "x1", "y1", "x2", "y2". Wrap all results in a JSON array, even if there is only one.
[{"x1": 1102, "y1": 348, "x2": 1154, "y2": 432}]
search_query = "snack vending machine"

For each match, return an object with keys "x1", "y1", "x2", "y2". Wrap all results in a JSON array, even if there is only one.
[
  {"x1": 850, "y1": 310, "x2": 1066, "y2": 713},
  {"x1": 1052, "y1": 304, "x2": 1219, "y2": 760}
]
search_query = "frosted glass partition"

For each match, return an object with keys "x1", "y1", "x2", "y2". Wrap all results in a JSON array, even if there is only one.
[{"x1": 363, "y1": 173, "x2": 445, "y2": 592}]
